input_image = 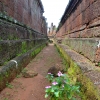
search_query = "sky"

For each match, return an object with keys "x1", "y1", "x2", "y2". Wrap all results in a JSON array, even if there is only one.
[{"x1": 41, "y1": 0, "x2": 69, "y2": 27}]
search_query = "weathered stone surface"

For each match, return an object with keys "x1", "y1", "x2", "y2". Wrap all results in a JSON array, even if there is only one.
[
  {"x1": 56, "y1": 43, "x2": 100, "y2": 99},
  {"x1": 56, "y1": 0, "x2": 100, "y2": 39},
  {"x1": 0, "y1": 43, "x2": 46, "y2": 91},
  {"x1": 62, "y1": 38, "x2": 99, "y2": 63},
  {"x1": 0, "y1": 17, "x2": 47, "y2": 66},
  {"x1": 0, "y1": 40, "x2": 35, "y2": 65},
  {"x1": 48, "y1": 65, "x2": 64, "y2": 76},
  {"x1": 85, "y1": 70, "x2": 100, "y2": 89},
  {"x1": 0, "y1": 0, "x2": 47, "y2": 34},
  {"x1": 22, "y1": 70, "x2": 38, "y2": 78},
  {"x1": 0, "y1": 0, "x2": 47, "y2": 92}
]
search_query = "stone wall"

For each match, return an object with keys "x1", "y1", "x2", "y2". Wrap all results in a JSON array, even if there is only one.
[
  {"x1": 0, "y1": 0, "x2": 47, "y2": 91},
  {"x1": 56, "y1": 0, "x2": 100, "y2": 64},
  {"x1": 56, "y1": 43, "x2": 100, "y2": 99},
  {"x1": 0, "y1": 17, "x2": 47, "y2": 66},
  {"x1": 0, "y1": 0, "x2": 47, "y2": 34},
  {"x1": 0, "y1": 0, "x2": 47, "y2": 65}
]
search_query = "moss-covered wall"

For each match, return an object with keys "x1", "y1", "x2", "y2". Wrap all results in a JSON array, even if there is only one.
[
  {"x1": 56, "y1": 0, "x2": 100, "y2": 66},
  {"x1": 61, "y1": 38, "x2": 100, "y2": 63},
  {"x1": 55, "y1": 43, "x2": 100, "y2": 100},
  {"x1": 0, "y1": 17, "x2": 47, "y2": 91},
  {"x1": 0, "y1": 43, "x2": 46, "y2": 91},
  {"x1": 0, "y1": 17, "x2": 47, "y2": 66},
  {"x1": 0, "y1": 0, "x2": 48, "y2": 91}
]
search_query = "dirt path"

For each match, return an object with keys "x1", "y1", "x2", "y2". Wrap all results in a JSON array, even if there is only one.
[{"x1": 0, "y1": 44, "x2": 64, "y2": 100}]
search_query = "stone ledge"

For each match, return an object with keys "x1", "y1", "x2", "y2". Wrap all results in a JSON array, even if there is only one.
[
  {"x1": 0, "y1": 43, "x2": 46, "y2": 91},
  {"x1": 56, "y1": 43, "x2": 100, "y2": 99},
  {"x1": 0, "y1": 39, "x2": 47, "y2": 66},
  {"x1": 62, "y1": 38, "x2": 100, "y2": 63}
]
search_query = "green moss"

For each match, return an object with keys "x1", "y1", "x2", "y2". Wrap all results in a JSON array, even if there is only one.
[
  {"x1": 0, "y1": 73, "x2": 3, "y2": 82},
  {"x1": 31, "y1": 50, "x2": 35, "y2": 57},
  {"x1": 21, "y1": 41, "x2": 27, "y2": 53},
  {"x1": 55, "y1": 43, "x2": 100, "y2": 100},
  {"x1": 34, "y1": 48, "x2": 41, "y2": 55},
  {"x1": 4, "y1": 71, "x2": 9, "y2": 78},
  {"x1": 98, "y1": 62, "x2": 100, "y2": 67},
  {"x1": 30, "y1": 43, "x2": 46, "y2": 57}
]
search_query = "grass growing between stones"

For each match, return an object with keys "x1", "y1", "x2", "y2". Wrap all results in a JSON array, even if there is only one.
[
  {"x1": 54, "y1": 44, "x2": 86, "y2": 100},
  {"x1": 54, "y1": 43, "x2": 100, "y2": 100},
  {"x1": 55, "y1": 44, "x2": 69, "y2": 72}
]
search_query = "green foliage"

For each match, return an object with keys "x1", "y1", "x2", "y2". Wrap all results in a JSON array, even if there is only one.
[
  {"x1": 6, "y1": 82, "x2": 14, "y2": 89},
  {"x1": 98, "y1": 62, "x2": 100, "y2": 67},
  {"x1": 55, "y1": 45, "x2": 69, "y2": 72},
  {"x1": 22, "y1": 42, "x2": 27, "y2": 53},
  {"x1": 31, "y1": 51, "x2": 35, "y2": 57},
  {"x1": 46, "y1": 73, "x2": 54, "y2": 82},
  {"x1": 16, "y1": 74, "x2": 22, "y2": 78},
  {"x1": 22, "y1": 68, "x2": 28, "y2": 73},
  {"x1": 4, "y1": 98, "x2": 9, "y2": 100},
  {"x1": 5, "y1": 72, "x2": 9, "y2": 78},
  {"x1": 34, "y1": 48, "x2": 40, "y2": 55},
  {"x1": 45, "y1": 72, "x2": 80, "y2": 100}
]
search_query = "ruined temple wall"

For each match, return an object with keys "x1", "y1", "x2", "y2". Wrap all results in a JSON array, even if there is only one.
[
  {"x1": 56, "y1": 0, "x2": 100, "y2": 64},
  {"x1": 57, "y1": 0, "x2": 100, "y2": 37},
  {"x1": 0, "y1": 0, "x2": 47, "y2": 65},
  {"x1": 0, "y1": 0, "x2": 47, "y2": 90},
  {"x1": 0, "y1": 0, "x2": 47, "y2": 34}
]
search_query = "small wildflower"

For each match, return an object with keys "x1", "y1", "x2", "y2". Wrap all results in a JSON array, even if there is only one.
[
  {"x1": 52, "y1": 82, "x2": 58, "y2": 85},
  {"x1": 57, "y1": 71, "x2": 63, "y2": 77},
  {"x1": 45, "y1": 86, "x2": 51, "y2": 89}
]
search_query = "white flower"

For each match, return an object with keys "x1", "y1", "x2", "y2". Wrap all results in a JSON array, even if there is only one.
[
  {"x1": 57, "y1": 71, "x2": 63, "y2": 77},
  {"x1": 45, "y1": 86, "x2": 51, "y2": 89},
  {"x1": 52, "y1": 82, "x2": 58, "y2": 85}
]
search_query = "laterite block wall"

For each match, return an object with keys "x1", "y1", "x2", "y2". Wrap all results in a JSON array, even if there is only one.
[
  {"x1": 0, "y1": 0, "x2": 47, "y2": 91},
  {"x1": 0, "y1": 0, "x2": 47, "y2": 65},
  {"x1": 0, "y1": 0, "x2": 47, "y2": 34},
  {"x1": 56, "y1": 0, "x2": 100, "y2": 64}
]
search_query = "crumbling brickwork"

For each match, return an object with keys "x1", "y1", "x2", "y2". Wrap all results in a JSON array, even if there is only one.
[{"x1": 56, "y1": 0, "x2": 100, "y2": 63}]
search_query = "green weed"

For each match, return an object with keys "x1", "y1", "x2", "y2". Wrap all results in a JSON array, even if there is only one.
[{"x1": 6, "y1": 82, "x2": 14, "y2": 89}]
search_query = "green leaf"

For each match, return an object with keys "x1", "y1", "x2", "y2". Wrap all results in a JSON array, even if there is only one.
[
  {"x1": 45, "y1": 89, "x2": 49, "y2": 92},
  {"x1": 72, "y1": 97, "x2": 76, "y2": 100},
  {"x1": 67, "y1": 93, "x2": 72, "y2": 99},
  {"x1": 54, "y1": 92, "x2": 59, "y2": 97},
  {"x1": 51, "y1": 88, "x2": 54, "y2": 92},
  {"x1": 45, "y1": 93, "x2": 49, "y2": 98}
]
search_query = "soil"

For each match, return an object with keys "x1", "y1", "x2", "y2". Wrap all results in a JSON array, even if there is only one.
[{"x1": 0, "y1": 44, "x2": 65, "y2": 100}]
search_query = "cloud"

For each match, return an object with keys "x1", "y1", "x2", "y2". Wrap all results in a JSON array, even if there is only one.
[{"x1": 42, "y1": 0, "x2": 69, "y2": 27}]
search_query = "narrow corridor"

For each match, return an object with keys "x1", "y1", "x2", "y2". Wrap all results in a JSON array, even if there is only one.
[{"x1": 0, "y1": 44, "x2": 64, "y2": 100}]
